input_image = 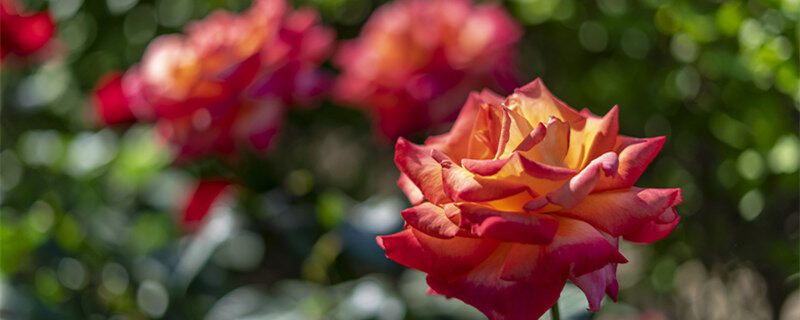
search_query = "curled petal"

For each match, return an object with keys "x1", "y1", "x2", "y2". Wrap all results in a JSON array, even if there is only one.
[
  {"x1": 440, "y1": 159, "x2": 530, "y2": 202},
  {"x1": 557, "y1": 188, "x2": 682, "y2": 236},
  {"x1": 546, "y1": 152, "x2": 619, "y2": 209},
  {"x1": 596, "y1": 136, "x2": 666, "y2": 191},
  {"x1": 426, "y1": 247, "x2": 565, "y2": 320},
  {"x1": 495, "y1": 107, "x2": 534, "y2": 159},
  {"x1": 623, "y1": 210, "x2": 680, "y2": 244},
  {"x1": 500, "y1": 217, "x2": 627, "y2": 282},
  {"x1": 456, "y1": 203, "x2": 558, "y2": 244},
  {"x1": 512, "y1": 122, "x2": 546, "y2": 153},
  {"x1": 401, "y1": 202, "x2": 460, "y2": 239},
  {"x1": 377, "y1": 229, "x2": 498, "y2": 282},
  {"x1": 462, "y1": 152, "x2": 576, "y2": 180},
  {"x1": 394, "y1": 138, "x2": 450, "y2": 204}
]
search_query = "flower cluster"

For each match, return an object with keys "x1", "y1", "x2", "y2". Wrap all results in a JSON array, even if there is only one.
[
  {"x1": 333, "y1": 0, "x2": 522, "y2": 140},
  {"x1": 378, "y1": 79, "x2": 681, "y2": 319},
  {"x1": 0, "y1": 0, "x2": 55, "y2": 64},
  {"x1": 94, "y1": 0, "x2": 334, "y2": 161}
]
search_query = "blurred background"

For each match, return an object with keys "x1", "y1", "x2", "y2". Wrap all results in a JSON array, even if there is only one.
[{"x1": 0, "y1": 0, "x2": 798, "y2": 319}]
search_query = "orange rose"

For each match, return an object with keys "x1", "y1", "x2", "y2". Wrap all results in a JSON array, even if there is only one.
[{"x1": 378, "y1": 79, "x2": 681, "y2": 319}]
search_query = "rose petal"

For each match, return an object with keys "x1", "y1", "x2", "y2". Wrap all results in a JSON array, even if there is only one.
[
  {"x1": 523, "y1": 116, "x2": 571, "y2": 167},
  {"x1": 557, "y1": 188, "x2": 682, "y2": 236},
  {"x1": 512, "y1": 122, "x2": 546, "y2": 153},
  {"x1": 623, "y1": 210, "x2": 680, "y2": 244},
  {"x1": 440, "y1": 159, "x2": 530, "y2": 202},
  {"x1": 377, "y1": 229, "x2": 498, "y2": 281},
  {"x1": 506, "y1": 78, "x2": 585, "y2": 127},
  {"x1": 595, "y1": 136, "x2": 666, "y2": 191},
  {"x1": 495, "y1": 107, "x2": 534, "y2": 159},
  {"x1": 401, "y1": 202, "x2": 460, "y2": 239},
  {"x1": 570, "y1": 263, "x2": 619, "y2": 311},
  {"x1": 546, "y1": 152, "x2": 619, "y2": 209},
  {"x1": 566, "y1": 105, "x2": 619, "y2": 169},
  {"x1": 398, "y1": 173, "x2": 424, "y2": 205},
  {"x1": 455, "y1": 203, "x2": 558, "y2": 244},
  {"x1": 424, "y1": 91, "x2": 485, "y2": 160},
  {"x1": 500, "y1": 217, "x2": 627, "y2": 282},
  {"x1": 426, "y1": 246, "x2": 565, "y2": 320},
  {"x1": 394, "y1": 138, "x2": 450, "y2": 204}
]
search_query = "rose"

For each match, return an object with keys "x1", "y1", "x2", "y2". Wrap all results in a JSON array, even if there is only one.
[
  {"x1": 92, "y1": 0, "x2": 334, "y2": 161},
  {"x1": 333, "y1": 0, "x2": 521, "y2": 140},
  {"x1": 378, "y1": 79, "x2": 681, "y2": 319},
  {"x1": 0, "y1": 0, "x2": 55, "y2": 63}
]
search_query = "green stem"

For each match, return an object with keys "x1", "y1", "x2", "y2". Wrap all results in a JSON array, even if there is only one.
[{"x1": 550, "y1": 301, "x2": 560, "y2": 320}]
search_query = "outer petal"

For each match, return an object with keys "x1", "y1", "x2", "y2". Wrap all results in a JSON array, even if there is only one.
[
  {"x1": 570, "y1": 263, "x2": 619, "y2": 311},
  {"x1": 394, "y1": 138, "x2": 450, "y2": 204},
  {"x1": 623, "y1": 210, "x2": 680, "y2": 243},
  {"x1": 456, "y1": 203, "x2": 558, "y2": 244},
  {"x1": 595, "y1": 136, "x2": 666, "y2": 191},
  {"x1": 557, "y1": 188, "x2": 682, "y2": 236},
  {"x1": 377, "y1": 229, "x2": 498, "y2": 281},
  {"x1": 426, "y1": 246, "x2": 565, "y2": 320},
  {"x1": 500, "y1": 217, "x2": 627, "y2": 282},
  {"x1": 401, "y1": 202, "x2": 460, "y2": 239},
  {"x1": 397, "y1": 173, "x2": 424, "y2": 205}
]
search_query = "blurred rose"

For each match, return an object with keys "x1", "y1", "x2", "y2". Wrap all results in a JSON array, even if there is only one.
[
  {"x1": 180, "y1": 179, "x2": 235, "y2": 232},
  {"x1": 333, "y1": 0, "x2": 521, "y2": 140},
  {"x1": 378, "y1": 79, "x2": 681, "y2": 319},
  {"x1": 0, "y1": 0, "x2": 55, "y2": 64},
  {"x1": 93, "y1": 0, "x2": 334, "y2": 161}
]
